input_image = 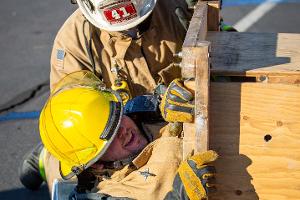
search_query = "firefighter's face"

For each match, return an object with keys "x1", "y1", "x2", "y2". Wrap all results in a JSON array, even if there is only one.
[{"x1": 100, "y1": 115, "x2": 148, "y2": 162}]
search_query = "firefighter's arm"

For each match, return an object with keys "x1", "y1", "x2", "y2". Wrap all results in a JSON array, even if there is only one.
[
  {"x1": 68, "y1": 169, "x2": 133, "y2": 200},
  {"x1": 164, "y1": 151, "x2": 218, "y2": 200},
  {"x1": 50, "y1": 11, "x2": 101, "y2": 91}
]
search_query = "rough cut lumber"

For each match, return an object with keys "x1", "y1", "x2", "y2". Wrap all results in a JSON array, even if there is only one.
[
  {"x1": 207, "y1": 32, "x2": 300, "y2": 83},
  {"x1": 207, "y1": 1, "x2": 220, "y2": 31},
  {"x1": 181, "y1": 1, "x2": 210, "y2": 159},
  {"x1": 184, "y1": 31, "x2": 300, "y2": 83},
  {"x1": 182, "y1": 1, "x2": 208, "y2": 46}
]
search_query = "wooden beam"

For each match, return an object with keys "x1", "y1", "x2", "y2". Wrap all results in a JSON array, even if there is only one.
[
  {"x1": 181, "y1": 2, "x2": 210, "y2": 159},
  {"x1": 194, "y1": 42, "x2": 210, "y2": 153},
  {"x1": 182, "y1": 1, "x2": 208, "y2": 79},
  {"x1": 207, "y1": 1, "x2": 220, "y2": 31},
  {"x1": 207, "y1": 32, "x2": 300, "y2": 80}
]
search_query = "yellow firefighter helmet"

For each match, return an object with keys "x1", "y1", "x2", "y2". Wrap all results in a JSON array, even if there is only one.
[{"x1": 39, "y1": 71, "x2": 123, "y2": 179}]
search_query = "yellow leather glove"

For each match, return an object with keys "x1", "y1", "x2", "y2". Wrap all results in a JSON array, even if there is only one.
[
  {"x1": 165, "y1": 151, "x2": 218, "y2": 200},
  {"x1": 160, "y1": 79, "x2": 194, "y2": 123}
]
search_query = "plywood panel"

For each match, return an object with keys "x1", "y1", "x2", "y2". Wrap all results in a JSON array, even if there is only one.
[{"x1": 209, "y1": 82, "x2": 300, "y2": 200}]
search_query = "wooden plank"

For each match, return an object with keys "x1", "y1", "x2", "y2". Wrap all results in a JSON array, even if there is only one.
[
  {"x1": 182, "y1": 42, "x2": 211, "y2": 159},
  {"x1": 207, "y1": 32, "x2": 300, "y2": 78},
  {"x1": 181, "y1": 2, "x2": 211, "y2": 159},
  {"x1": 209, "y1": 82, "x2": 300, "y2": 200},
  {"x1": 182, "y1": 81, "x2": 196, "y2": 158},
  {"x1": 198, "y1": 1, "x2": 220, "y2": 31},
  {"x1": 181, "y1": 1, "x2": 208, "y2": 79},
  {"x1": 184, "y1": 1, "x2": 208, "y2": 46},
  {"x1": 207, "y1": 1, "x2": 220, "y2": 31},
  {"x1": 194, "y1": 43, "x2": 210, "y2": 153}
]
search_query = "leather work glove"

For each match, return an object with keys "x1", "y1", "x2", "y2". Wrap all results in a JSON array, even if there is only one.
[
  {"x1": 160, "y1": 79, "x2": 194, "y2": 123},
  {"x1": 175, "y1": 0, "x2": 198, "y2": 30},
  {"x1": 165, "y1": 150, "x2": 218, "y2": 200}
]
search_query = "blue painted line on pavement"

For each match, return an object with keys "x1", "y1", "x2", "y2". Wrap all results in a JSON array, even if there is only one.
[
  {"x1": 223, "y1": 0, "x2": 300, "y2": 7},
  {"x1": 0, "y1": 111, "x2": 40, "y2": 122}
]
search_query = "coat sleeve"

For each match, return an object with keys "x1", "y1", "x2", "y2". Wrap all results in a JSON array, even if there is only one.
[{"x1": 50, "y1": 10, "x2": 98, "y2": 91}]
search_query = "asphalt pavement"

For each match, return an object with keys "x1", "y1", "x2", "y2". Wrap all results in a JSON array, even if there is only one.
[
  {"x1": 0, "y1": 1, "x2": 75, "y2": 199},
  {"x1": 0, "y1": 0, "x2": 299, "y2": 199}
]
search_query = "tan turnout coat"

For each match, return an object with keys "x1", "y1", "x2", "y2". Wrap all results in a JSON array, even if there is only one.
[{"x1": 50, "y1": 0, "x2": 189, "y2": 94}]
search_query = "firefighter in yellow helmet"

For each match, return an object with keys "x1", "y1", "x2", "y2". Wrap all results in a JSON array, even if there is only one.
[
  {"x1": 19, "y1": 0, "x2": 195, "y2": 191},
  {"x1": 39, "y1": 72, "x2": 124, "y2": 180},
  {"x1": 38, "y1": 71, "x2": 217, "y2": 200},
  {"x1": 19, "y1": 0, "x2": 233, "y2": 194}
]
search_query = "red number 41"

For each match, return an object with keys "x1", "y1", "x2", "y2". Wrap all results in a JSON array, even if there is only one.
[{"x1": 104, "y1": 4, "x2": 137, "y2": 23}]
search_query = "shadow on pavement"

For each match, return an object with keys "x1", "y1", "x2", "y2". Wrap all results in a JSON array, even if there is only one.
[{"x1": 0, "y1": 184, "x2": 50, "y2": 200}]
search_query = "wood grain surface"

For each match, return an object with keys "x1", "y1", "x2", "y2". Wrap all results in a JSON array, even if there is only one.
[
  {"x1": 209, "y1": 82, "x2": 300, "y2": 200},
  {"x1": 207, "y1": 32, "x2": 300, "y2": 78}
]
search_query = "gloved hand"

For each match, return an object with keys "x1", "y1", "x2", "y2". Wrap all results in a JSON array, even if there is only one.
[
  {"x1": 160, "y1": 79, "x2": 194, "y2": 123},
  {"x1": 175, "y1": 0, "x2": 198, "y2": 30},
  {"x1": 165, "y1": 150, "x2": 218, "y2": 200}
]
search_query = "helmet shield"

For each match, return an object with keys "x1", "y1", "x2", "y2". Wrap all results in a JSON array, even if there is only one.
[
  {"x1": 51, "y1": 70, "x2": 106, "y2": 95},
  {"x1": 78, "y1": 0, "x2": 157, "y2": 31}
]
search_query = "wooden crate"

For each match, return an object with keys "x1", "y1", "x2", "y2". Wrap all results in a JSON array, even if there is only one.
[
  {"x1": 181, "y1": 2, "x2": 300, "y2": 199},
  {"x1": 210, "y1": 82, "x2": 300, "y2": 200}
]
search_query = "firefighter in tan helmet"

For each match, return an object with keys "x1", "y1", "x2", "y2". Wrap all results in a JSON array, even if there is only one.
[
  {"x1": 39, "y1": 71, "x2": 217, "y2": 199},
  {"x1": 49, "y1": 0, "x2": 193, "y2": 93}
]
